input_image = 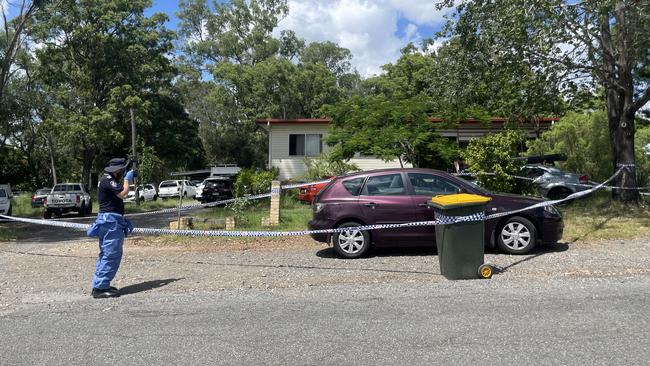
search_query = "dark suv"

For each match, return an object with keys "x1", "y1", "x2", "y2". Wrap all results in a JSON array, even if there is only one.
[
  {"x1": 199, "y1": 178, "x2": 233, "y2": 204},
  {"x1": 308, "y1": 168, "x2": 563, "y2": 258}
]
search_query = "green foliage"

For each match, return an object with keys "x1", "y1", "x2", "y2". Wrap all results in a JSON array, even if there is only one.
[
  {"x1": 226, "y1": 197, "x2": 252, "y2": 224},
  {"x1": 303, "y1": 153, "x2": 358, "y2": 181},
  {"x1": 527, "y1": 111, "x2": 650, "y2": 186},
  {"x1": 462, "y1": 130, "x2": 533, "y2": 194},
  {"x1": 233, "y1": 168, "x2": 279, "y2": 196},
  {"x1": 33, "y1": 0, "x2": 190, "y2": 185},
  {"x1": 527, "y1": 112, "x2": 612, "y2": 181},
  {"x1": 177, "y1": 0, "x2": 352, "y2": 169},
  {"x1": 136, "y1": 142, "x2": 164, "y2": 184},
  {"x1": 323, "y1": 95, "x2": 460, "y2": 169}
]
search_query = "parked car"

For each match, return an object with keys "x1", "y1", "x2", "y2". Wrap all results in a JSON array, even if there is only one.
[
  {"x1": 43, "y1": 183, "x2": 92, "y2": 218},
  {"x1": 199, "y1": 177, "x2": 233, "y2": 204},
  {"x1": 298, "y1": 177, "x2": 335, "y2": 204},
  {"x1": 125, "y1": 184, "x2": 158, "y2": 202},
  {"x1": 31, "y1": 188, "x2": 51, "y2": 208},
  {"x1": 0, "y1": 185, "x2": 11, "y2": 216},
  {"x1": 308, "y1": 168, "x2": 563, "y2": 258},
  {"x1": 158, "y1": 180, "x2": 196, "y2": 199},
  {"x1": 521, "y1": 165, "x2": 590, "y2": 200}
]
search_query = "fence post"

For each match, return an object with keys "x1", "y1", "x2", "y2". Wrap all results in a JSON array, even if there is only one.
[{"x1": 269, "y1": 180, "x2": 281, "y2": 226}]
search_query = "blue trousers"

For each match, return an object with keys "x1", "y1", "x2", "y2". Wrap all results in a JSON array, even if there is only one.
[{"x1": 87, "y1": 213, "x2": 133, "y2": 290}]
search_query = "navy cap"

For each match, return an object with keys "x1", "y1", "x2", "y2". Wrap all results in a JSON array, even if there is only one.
[{"x1": 104, "y1": 158, "x2": 128, "y2": 173}]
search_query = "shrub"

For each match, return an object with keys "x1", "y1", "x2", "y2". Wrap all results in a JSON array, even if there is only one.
[
  {"x1": 303, "y1": 153, "x2": 358, "y2": 181},
  {"x1": 462, "y1": 130, "x2": 534, "y2": 194},
  {"x1": 233, "y1": 168, "x2": 279, "y2": 196}
]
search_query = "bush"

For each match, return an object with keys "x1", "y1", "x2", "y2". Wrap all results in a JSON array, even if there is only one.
[
  {"x1": 233, "y1": 168, "x2": 279, "y2": 196},
  {"x1": 303, "y1": 153, "x2": 358, "y2": 181},
  {"x1": 462, "y1": 130, "x2": 534, "y2": 194}
]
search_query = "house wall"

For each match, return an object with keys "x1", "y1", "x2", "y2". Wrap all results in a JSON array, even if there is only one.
[{"x1": 267, "y1": 123, "x2": 410, "y2": 180}]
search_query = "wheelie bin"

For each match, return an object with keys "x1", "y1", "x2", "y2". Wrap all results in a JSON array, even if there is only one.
[{"x1": 428, "y1": 193, "x2": 493, "y2": 280}]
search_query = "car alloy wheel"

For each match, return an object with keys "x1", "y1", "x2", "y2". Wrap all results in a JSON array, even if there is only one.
[
  {"x1": 333, "y1": 222, "x2": 371, "y2": 258},
  {"x1": 497, "y1": 216, "x2": 537, "y2": 254}
]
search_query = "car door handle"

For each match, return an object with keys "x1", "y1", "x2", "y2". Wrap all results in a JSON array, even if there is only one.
[
  {"x1": 364, "y1": 202, "x2": 378, "y2": 208},
  {"x1": 417, "y1": 203, "x2": 429, "y2": 208}
]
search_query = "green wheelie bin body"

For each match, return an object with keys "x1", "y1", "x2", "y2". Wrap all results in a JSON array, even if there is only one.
[{"x1": 428, "y1": 194, "x2": 491, "y2": 280}]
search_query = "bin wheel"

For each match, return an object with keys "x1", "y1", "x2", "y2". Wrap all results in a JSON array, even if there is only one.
[{"x1": 478, "y1": 264, "x2": 493, "y2": 279}]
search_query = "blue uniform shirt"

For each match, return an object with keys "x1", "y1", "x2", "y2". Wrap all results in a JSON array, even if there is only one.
[{"x1": 98, "y1": 172, "x2": 125, "y2": 215}]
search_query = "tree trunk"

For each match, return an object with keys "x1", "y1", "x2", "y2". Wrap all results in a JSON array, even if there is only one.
[
  {"x1": 81, "y1": 148, "x2": 95, "y2": 187},
  {"x1": 46, "y1": 134, "x2": 58, "y2": 185},
  {"x1": 606, "y1": 89, "x2": 639, "y2": 203}
]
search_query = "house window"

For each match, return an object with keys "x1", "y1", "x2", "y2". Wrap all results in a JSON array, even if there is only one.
[{"x1": 289, "y1": 134, "x2": 322, "y2": 156}]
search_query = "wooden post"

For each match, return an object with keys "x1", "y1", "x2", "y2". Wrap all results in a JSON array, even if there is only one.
[{"x1": 269, "y1": 180, "x2": 280, "y2": 226}]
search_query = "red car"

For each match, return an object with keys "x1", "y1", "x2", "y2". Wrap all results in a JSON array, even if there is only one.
[{"x1": 298, "y1": 177, "x2": 334, "y2": 203}]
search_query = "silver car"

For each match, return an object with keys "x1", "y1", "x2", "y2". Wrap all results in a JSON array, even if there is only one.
[{"x1": 521, "y1": 165, "x2": 591, "y2": 199}]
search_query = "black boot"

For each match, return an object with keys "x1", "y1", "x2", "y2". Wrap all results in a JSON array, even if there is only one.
[{"x1": 91, "y1": 287, "x2": 120, "y2": 298}]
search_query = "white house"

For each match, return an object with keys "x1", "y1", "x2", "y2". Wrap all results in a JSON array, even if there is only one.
[
  {"x1": 255, "y1": 117, "x2": 559, "y2": 181},
  {"x1": 255, "y1": 118, "x2": 409, "y2": 180}
]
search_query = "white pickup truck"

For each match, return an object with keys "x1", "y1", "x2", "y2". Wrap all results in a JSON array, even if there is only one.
[{"x1": 43, "y1": 183, "x2": 92, "y2": 219}]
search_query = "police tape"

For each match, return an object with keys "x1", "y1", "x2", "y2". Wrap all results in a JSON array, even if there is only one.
[
  {"x1": 0, "y1": 166, "x2": 625, "y2": 238},
  {"x1": 0, "y1": 212, "x2": 485, "y2": 237}
]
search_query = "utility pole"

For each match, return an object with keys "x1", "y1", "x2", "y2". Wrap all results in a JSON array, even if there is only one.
[{"x1": 130, "y1": 108, "x2": 139, "y2": 206}]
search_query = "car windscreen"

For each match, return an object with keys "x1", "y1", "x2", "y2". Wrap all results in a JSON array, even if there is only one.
[
  {"x1": 0, "y1": 190, "x2": 6, "y2": 198},
  {"x1": 36, "y1": 189, "x2": 51, "y2": 195}
]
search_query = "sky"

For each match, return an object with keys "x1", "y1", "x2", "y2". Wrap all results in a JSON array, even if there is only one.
[{"x1": 149, "y1": 0, "x2": 454, "y2": 77}]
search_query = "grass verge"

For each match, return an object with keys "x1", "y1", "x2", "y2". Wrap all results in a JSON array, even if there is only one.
[
  {"x1": 560, "y1": 192, "x2": 650, "y2": 242},
  {"x1": 194, "y1": 195, "x2": 312, "y2": 231}
]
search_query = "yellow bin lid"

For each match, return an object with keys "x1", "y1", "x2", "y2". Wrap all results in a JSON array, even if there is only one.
[{"x1": 429, "y1": 193, "x2": 492, "y2": 209}]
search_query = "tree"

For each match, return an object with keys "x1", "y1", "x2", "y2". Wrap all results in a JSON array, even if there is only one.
[
  {"x1": 322, "y1": 95, "x2": 460, "y2": 169},
  {"x1": 440, "y1": 0, "x2": 650, "y2": 202},
  {"x1": 0, "y1": 0, "x2": 47, "y2": 151},
  {"x1": 177, "y1": 0, "x2": 348, "y2": 168},
  {"x1": 33, "y1": 0, "x2": 184, "y2": 185}
]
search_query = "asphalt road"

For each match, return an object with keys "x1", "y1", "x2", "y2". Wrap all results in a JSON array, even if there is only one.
[{"x1": 1, "y1": 276, "x2": 648, "y2": 365}]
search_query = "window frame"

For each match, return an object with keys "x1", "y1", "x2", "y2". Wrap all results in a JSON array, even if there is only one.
[{"x1": 289, "y1": 133, "x2": 323, "y2": 157}]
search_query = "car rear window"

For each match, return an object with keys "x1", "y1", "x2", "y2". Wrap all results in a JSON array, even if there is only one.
[
  {"x1": 37, "y1": 189, "x2": 51, "y2": 195},
  {"x1": 160, "y1": 181, "x2": 177, "y2": 188},
  {"x1": 0, "y1": 189, "x2": 6, "y2": 198},
  {"x1": 53, "y1": 184, "x2": 75, "y2": 192},
  {"x1": 341, "y1": 177, "x2": 365, "y2": 196}
]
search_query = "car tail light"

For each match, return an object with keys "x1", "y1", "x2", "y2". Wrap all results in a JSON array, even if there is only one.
[
  {"x1": 76, "y1": 196, "x2": 80, "y2": 204},
  {"x1": 32, "y1": 195, "x2": 35, "y2": 201},
  {"x1": 579, "y1": 175, "x2": 589, "y2": 184},
  {"x1": 44, "y1": 197, "x2": 47, "y2": 205}
]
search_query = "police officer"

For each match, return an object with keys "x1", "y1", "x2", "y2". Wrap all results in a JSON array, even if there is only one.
[{"x1": 87, "y1": 158, "x2": 136, "y2": 298}]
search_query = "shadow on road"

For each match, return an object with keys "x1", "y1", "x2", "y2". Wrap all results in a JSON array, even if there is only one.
[
  {"x1": 119, "y1": 278, "x2": 183, "y2": 296},
  {"x1": 493, "y1": 242, "x2": 569, "y2": 274},
  {"x1": 316, "y1": 246, "x2": 437, "y2": 259}
]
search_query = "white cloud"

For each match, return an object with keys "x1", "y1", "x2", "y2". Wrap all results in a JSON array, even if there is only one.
[{"x1": 277, "y1": 0, "x2": 450, "y2": 77}]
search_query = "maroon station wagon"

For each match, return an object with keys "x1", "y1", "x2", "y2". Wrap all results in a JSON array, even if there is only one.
[{"x1": 308, "y1": 168, "x2": 563, "y2": 258}]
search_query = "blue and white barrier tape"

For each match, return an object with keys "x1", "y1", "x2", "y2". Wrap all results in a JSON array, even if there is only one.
[
  {"x1": 0, "y1": 166, "x2": 624, "y2": 238},
  {"x1": 0, "y1": 212, "x2": 485, "y2": 238}
]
